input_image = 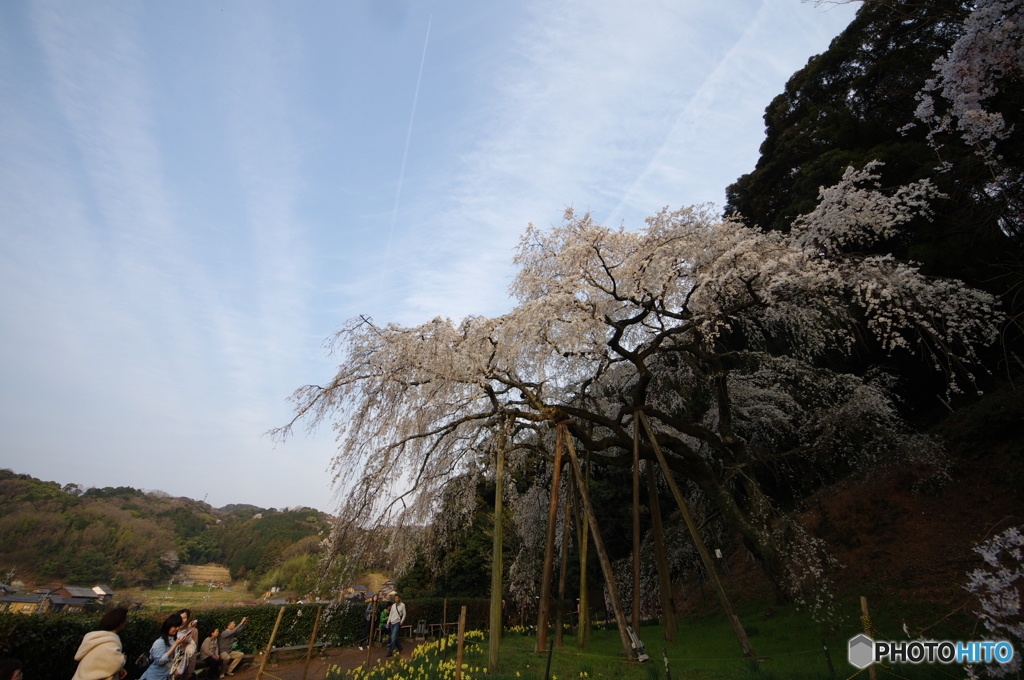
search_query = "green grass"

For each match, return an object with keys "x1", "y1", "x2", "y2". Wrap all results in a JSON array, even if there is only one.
[
  {"x1": 328, "y1": 603, "x2": 975, "y2": 680},
  {"x1": 127, "y1": 583, "x2": 253, "y2": 611},
  {"x1": 472, "y1": 595, "x2": 981, "y2": 680}
]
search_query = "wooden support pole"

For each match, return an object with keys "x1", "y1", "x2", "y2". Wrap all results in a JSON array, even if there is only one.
[
  {"x1": 647, "y1": 461, "x2": 677, "y2": 641},
  {"x1": 569, "y1": 466, "x2": 587, "y2": 648},
  {"x1": 637, "y1": 410, "x2": 755, "y2": 658},
  {"x1": 455, "y1": 605, "x2": 467, "y2": 680},
  {"x1": 256, "y1": 606, "x2": 286, "y2": 680},
  {"x1": 536, "y1": 426, "x2": 564, "y2": 652},
  {"x1": 583, "y1": 451, "x2": 592, "y2": 641},
  {"x1": 632, "y1": 418, "x2": 642, "y2": 632},
  {"x1": 555, "y1": 475, "x2": 571, "y2": 647},
  {"x1": 861, "y1": 596, "x2": 878, "y2": 680},
  {"x1": 488, "y1": 423, "x2": 507, "y2": 673},
  {"x1": 562, "y1": 425, "x2": 634, "y2": 659},
  {"x1": 301, "y1": 607, "x2": 322, "y2": 680}
]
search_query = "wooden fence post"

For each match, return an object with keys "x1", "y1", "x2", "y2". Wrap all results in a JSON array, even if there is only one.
[
  {"x1": 861, "y1": 596, "x2": 878, "y2": 680},
  {"x1": 455, "y1": 605, "x2": 467, "y2": 680}
]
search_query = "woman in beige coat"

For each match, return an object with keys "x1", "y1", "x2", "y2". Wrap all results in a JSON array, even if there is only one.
[{"x1": 72, "y1": 607, "x2": 129, "y2": 680}]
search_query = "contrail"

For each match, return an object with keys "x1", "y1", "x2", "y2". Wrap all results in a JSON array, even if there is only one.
[{"x1": 377, "y1": 16, "x2": 432, "y2": 307}]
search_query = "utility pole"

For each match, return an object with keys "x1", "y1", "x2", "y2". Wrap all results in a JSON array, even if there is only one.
[{"x1": 159, "y1": 577, "x2": 173, "y2": 611}]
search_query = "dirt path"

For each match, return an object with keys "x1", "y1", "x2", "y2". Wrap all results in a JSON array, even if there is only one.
[{"x1": 224, "y1": 641, "x2": 428, "y2": 680}]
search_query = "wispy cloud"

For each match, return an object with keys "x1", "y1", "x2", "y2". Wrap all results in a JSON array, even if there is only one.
[
  {"x1": 0, "y1": 0, "x2": 334, "y2": 507},
  {"x1": 389, "y1": 0, "x2": 855, "y2": 324},
  {"x1": 0, "y1": 0, "x2": 856, "y2": 510}
]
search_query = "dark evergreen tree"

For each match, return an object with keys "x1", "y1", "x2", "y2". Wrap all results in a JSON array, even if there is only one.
[{"x1": 725, "y1": 0, "x2": 1016, "y2": 289}]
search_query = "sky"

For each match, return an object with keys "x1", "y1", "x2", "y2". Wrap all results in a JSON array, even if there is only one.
[{"x1": 0, "y1": 0, "x2": 859, "y2": 512}]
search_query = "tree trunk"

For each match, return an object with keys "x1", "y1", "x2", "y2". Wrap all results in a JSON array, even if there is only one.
[
  {"x1": 536, "y1": 426, "x2": 564, "y2": 652},
  {"x1": 638, "y1": 410, "x2": 756, "y2": 658},
  {"x1": 563, "y1": 425, "x2": 635, "y2": 660},
  {"x1": 686, "y1": 459, "x2": 791, "y2": 604},
  {"x1": 646, "y1": 461, "x2": 676, "y2": 641}
]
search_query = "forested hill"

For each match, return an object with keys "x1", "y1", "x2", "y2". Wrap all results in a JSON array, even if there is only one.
[{"x1": 0, "y1": 469, "x2": 332, "y2": 588}]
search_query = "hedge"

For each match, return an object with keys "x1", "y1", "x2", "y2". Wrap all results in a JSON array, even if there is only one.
[
  {"x1": 0, "y1": 598, "x2": 491, "y2": 679},
  {"x1": 0, "y1": 603, "x2": 359, "y2": 679}
]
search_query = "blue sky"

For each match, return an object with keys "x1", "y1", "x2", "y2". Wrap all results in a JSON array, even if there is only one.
[{"x1": 0, "y1": 0, "x2": 858, "y2": 511}]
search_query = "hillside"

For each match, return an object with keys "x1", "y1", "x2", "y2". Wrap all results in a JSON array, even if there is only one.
[
  {"x1": 0, "y1": 470, "x2": 332, "y2": 588},
  {"x1": 669, "y1": 383, "x2": 1024, "y2": 621}
]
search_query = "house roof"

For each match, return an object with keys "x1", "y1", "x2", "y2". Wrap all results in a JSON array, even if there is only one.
[
  {"x1": 0, "y1": 594, "x2": 46, "y2": 604},
  {"x1": 59, "y1": 586, "x2": 100, "y2": 599},
  {"x1": 93, "y1": 584, "x2": 116, "y2": 595}
]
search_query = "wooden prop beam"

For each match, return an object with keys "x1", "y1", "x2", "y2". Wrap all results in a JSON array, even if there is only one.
[
  {"x1": 488, "y1": 422, "x2": 506, "y2": 672},
  {"x1": 636, "y1": 410, "x2": 755, "y2": 658},
  {"x1": 632, "y1": 418, "x2": 642, "y2": 631},
  {"x1": 647, "y1": 462, "x2": 677, "y2": 641},
  {"x1": 562, "y1": 424, "x2": 634, "y2": 659},
  {"x1": 256, "y1": 606, "x2": 286, "y2": 680},
  {"x1": 535, "y1": 425, "x2": 564, "y2": 652},
  {"x1": 301, "y1": 607, "x2": 322, "y2": 680}
]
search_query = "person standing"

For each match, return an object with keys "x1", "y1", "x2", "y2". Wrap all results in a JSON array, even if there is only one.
[
  {"x1": 72, "y1": 607, "x2": 129, "y2": 680},
  {"x1": 358, "y1": 595, "x2": 379, "y2": 650},
  {"x1": 217, "y1": 617, "x2": 248, "y2": 677},
  {"x1": 386, "y1": 594, "x2": 406, "y2": 657},
  {"x1": 378, "y1": 601, "x2": 390, "y2": 642}
]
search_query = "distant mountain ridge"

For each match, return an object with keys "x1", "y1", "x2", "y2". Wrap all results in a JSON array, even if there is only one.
[{"x1": 0, "y1": 469, "x2": 331, "y2": 589}]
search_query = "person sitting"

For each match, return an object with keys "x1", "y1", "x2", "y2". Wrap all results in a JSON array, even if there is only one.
[
  {"x1": 196, "y1": 628, "x2": 222, "y2": 677},
  {"x1": 141, "y1": 615, "x2": 191, "y2": 680},
  {"x1": 172, "y1": 609, "x2": 200, "y2": 680},
  {"x1": 217, "y1": 617, "x2": 248, "y2": 677}
]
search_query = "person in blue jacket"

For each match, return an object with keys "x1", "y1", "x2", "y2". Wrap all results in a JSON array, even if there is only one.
[{"x1": 141, "y1": 614, "x2": 190, "y2": 680}]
